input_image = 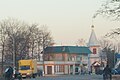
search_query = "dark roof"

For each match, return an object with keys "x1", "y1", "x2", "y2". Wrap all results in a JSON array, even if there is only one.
[{"x1": 44, "y1": 46, "x2": 91, "y2": 54}]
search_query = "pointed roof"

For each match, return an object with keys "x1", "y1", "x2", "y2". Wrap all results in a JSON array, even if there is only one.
[{"x1": 88, "y1": 25, "x2": 100, "y2": 47}]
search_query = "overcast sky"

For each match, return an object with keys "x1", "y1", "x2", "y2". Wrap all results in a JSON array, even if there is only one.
[{"x1": 0, "y1": 0, "x2": 120, "y2": 45}]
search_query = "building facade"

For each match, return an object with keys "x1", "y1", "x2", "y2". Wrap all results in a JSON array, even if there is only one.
[{"x1": 37, "y1": 46, "x2": 91, "y2": 75}]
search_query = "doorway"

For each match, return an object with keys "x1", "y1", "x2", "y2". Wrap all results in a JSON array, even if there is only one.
[{"x1": 47, "y1": 66, "x2": 52, "y2": 74}]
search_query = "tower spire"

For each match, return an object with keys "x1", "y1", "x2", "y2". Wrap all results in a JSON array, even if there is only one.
[{"x1": 88, "y1": 25, "x2": 99, "y2": 47}]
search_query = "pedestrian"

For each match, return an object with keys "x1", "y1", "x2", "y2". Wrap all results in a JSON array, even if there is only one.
[
  {"x1": 103, "y1": 65, "x2": 112, "y2": 80},
  {"x1": 9, "y1": 66, "x2": 14, "y2": 79},
  {"x1": 88, "y1": 70, "x2": 91, "y2": 75},
  {"x1": 40, "y1": 70, "x2": 43, "y2": 76},
  {"x1": 78, "y1": 68, "x2": 81, "y2": 75},
  {"x1": 5, "y1": 67, "x2": 9, "y2": 80},
  {"x1": 5, "y1": 66, "x2": 14, "y2": 80}
]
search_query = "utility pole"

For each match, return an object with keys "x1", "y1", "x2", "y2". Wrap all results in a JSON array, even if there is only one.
[
  {"x1": 42, "y1": 41, "x2": 45, "y2": 75},
  {"x1": 42, "y1": 34, "x2": 45, "y2": 75},
  {"x1": 1, "y1": 44, "x2": 4, "y2": 75},
  {"x1": 13, "y1": 35, "x2": 15, "y2": 68}
]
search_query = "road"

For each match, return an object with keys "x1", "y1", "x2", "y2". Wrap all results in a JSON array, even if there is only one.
[{"x1": 23, "y1": 74, "x2": 103, "y2": 80}]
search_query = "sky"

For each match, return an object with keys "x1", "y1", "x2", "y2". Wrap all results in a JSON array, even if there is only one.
[{"x1": 0, "y1": 0, "x2": 120, "y2": 45}]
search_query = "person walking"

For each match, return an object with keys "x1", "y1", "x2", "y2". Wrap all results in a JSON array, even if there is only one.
[
  {"x1": 5, "y1": 66, "x2": 14, "y2": 80},
  {"x1": 103, "y1": 65, "x2": 112, "y2": 80}
]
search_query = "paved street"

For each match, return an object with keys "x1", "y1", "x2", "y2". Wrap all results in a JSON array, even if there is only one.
[{"x1": 23, "y1": 74, "x2": 103, "y2": 80}]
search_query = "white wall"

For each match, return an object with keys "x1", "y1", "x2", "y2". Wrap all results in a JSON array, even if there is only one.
[{"x1": 64, "y1": 65, "x2": 68, "y2": 74}]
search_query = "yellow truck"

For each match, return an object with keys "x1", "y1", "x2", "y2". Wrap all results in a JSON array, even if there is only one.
[{"x1": 18, "y1": 59, "x2": 37, "y2": 78}]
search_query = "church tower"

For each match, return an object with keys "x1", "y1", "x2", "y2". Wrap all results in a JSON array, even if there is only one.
[{"x1": 88, "y1": 25, "x2": 100, "y2": 73}]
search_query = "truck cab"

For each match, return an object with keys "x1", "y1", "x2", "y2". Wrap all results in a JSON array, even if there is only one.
[{"x1": 18, "y1": 59, "x2": 37, "y2": 78}]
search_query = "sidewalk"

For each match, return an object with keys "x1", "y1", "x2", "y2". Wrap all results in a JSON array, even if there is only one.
[
  {"x1": 0, "y1": 74, "x2": 4, "y2": 80},
  {"x1": 44, "y1": 74, "x2": 68, "y2": 77},
  {"x1": 0, "y1": 77, "x2": 4, "y2": 79},
  {"x1": 112, "y1": 75, "x2": 120, "y2": 80}
]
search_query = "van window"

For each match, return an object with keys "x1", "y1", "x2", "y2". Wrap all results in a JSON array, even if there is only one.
[{"x1": 20, "y1": 66, "x2": 30, "y2": 70}]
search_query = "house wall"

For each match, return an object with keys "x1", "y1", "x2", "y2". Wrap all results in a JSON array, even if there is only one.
[
  {"x1": 42, "y1": 61, "x2": 90, "y2": 75},
  {"x1": 45, "y1": 53, "x2": 88, "y2": 62},
  {"x1": 89, "y1": 46, "x2": 101, "y2": 73},
  {"x1": 43, "y1": 53, "x2": 89, "y2": 75},
  {"x1": 64, "y1": 65, "x2": 68, "y2": 74},
  {"x1": 89, "y1": 46, "x2": 101, "y2": 65},
  {"x1": 45, "y1": 53, "x2": 69, "y2": 61},
  {"x1": 89, "y1": 46, "x2": 100, "y2": 58}
]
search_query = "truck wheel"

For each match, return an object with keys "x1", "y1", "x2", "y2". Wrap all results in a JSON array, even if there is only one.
[
  {"x1": 32, "y1": 74, "x2": 36, "y2": 78},
  {"x1": 33, "y1": 76, "x2": 35, "y2": 78}
]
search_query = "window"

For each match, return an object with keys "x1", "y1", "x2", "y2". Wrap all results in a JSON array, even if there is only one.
[
  {"x1": 93, "y1": 48, "x2": 97, "y2": 54},
  {"x1": 59, "y1": 65, "x2": 64, "y2": 72},
  {"x1": 55, "y1": 65, "x2": 64, "y2": 72},
  {"x1": 20, "y1": 66, "x2": 30, "y2": 70},
  {"x1": 76, "y1": 55, "x2": 81, "y2": 61}
]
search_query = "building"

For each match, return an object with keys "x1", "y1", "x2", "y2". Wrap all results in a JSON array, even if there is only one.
[
  {"x1": 37, "y1": 46, "x2": 91, "y2": 75},
  {"x1": 87, "y1": 25, "x2": 101, "y2": 74},
  {"x1": 37, "y1": 25, "x2": 103, "y2": 75}
]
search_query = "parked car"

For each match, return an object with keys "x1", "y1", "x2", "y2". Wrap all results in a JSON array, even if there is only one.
[
  {"x1": 112, "y1": 60, "x2": 120, "y2": 75},
  {"x1": 111, "y1": 68, "x2": 120, "y2": 75}
]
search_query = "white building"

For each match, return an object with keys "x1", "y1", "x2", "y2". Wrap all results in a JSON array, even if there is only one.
[{"x1": 87, "y1": 25, "x2": 101, "y2": 73}]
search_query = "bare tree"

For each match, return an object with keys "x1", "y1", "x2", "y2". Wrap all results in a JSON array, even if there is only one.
[
  {"x1": 40, "y1": 25, "x2": 54, "y2": 73},
  {"x1": 40, "y1": 25, "x2": 54, "y2": 49},
  {"x1": 27, "y1": 24, "x2": 38, "y2": 59},
  {"x1": 76, "y1": 38, "x2": 86, "y2": 46},
  {"x1": 0, "y1": 18, "x2": 54, "y2": 70},
  {"x1": 93, "y1": 0, "x2": 120, "y2": 41},
  {"x1": 99, "y1": 38, "x2": 113, "y2": 49},
  {"x1": 101, "y1": 28, "x2": 120, "y2": 53},
  {"x1": 27, "y1": 24, "x2": 54, "y2": 60},
  {"x1": 99, "y1": 38, "x2": 112, "y2": 61},
  {"x1": 93, "y1": 0, "x2": 120, "y2": 20},
  {"x1": 0, "y1": 18, "x2": 29, "y2": 67},
  {"x1": 0, "y1": 21, "x2": 8, "y2": 74},
  {"x1": 33, "y1": 27, "x2": 42, "y2": 61},
  {"x1": 99, "y1": 38, "x2": 117, "y2": 67},
  {"x1": 93, "y1": 0, "x2": 120, "y2": 67}
]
